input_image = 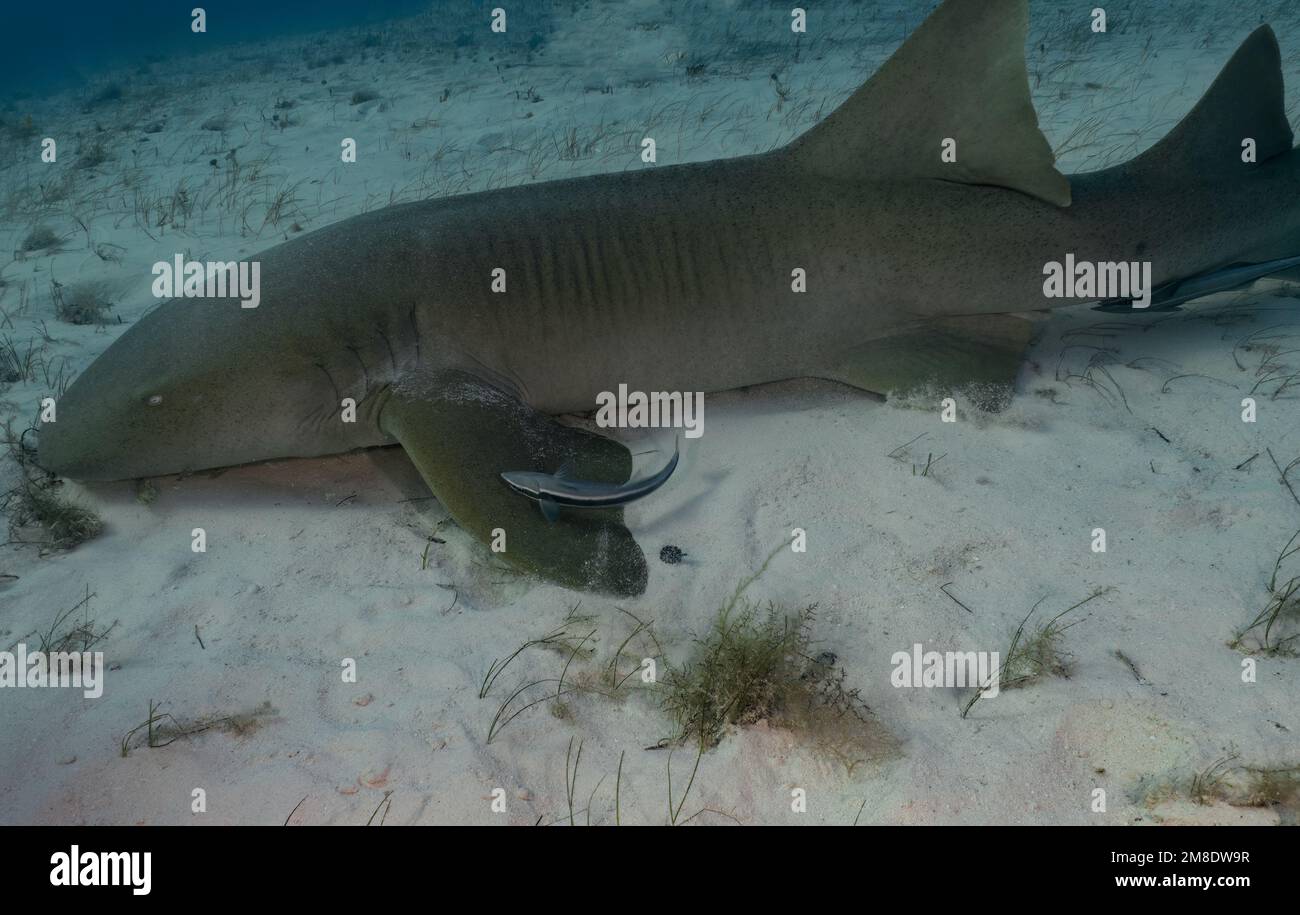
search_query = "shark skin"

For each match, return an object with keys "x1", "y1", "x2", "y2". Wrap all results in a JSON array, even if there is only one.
[{"x1": 37, "y1": 0, "x2": 1300, "y2": 594}]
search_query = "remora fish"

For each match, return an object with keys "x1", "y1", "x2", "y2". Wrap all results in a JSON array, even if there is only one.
[
  {"x1": 38, "y1": 0, "x2": 1300, "y2": 595},
  {"x1": 502, "y1": 442, "x2": 680, "y2": 521}
]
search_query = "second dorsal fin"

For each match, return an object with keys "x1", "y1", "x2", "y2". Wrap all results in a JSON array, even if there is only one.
[{"x1": 780, "y1": 0, "x2": 1071, "y2": 206}]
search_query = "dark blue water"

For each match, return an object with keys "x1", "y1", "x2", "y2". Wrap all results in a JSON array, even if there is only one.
[{"x1": 3, "y1": 0, "x2": 436, "y2": 98}]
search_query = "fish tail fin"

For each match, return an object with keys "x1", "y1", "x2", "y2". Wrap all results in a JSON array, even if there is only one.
[
  {"x1": 1123, "y1": 26, "x2": 1293, "y2": 181},
  {"x1": 1115, "y1": 25, "x2": 1300, "y2": 279}
]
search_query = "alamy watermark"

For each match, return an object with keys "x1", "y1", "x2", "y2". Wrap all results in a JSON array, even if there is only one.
[
  {"x1": 152, "y1": 255, "x2": 260, "y2": 309},
  {"x1": 891, "y1": 643, "x2": 1000, "y2": 697},
  {"x1": 0, "y1": 644, "x2": 103, "y2": 698},
  {"x1": 595, "y1": 384, "x2": 703, "y2": 438},
  {"x1": 50, "y1": 846, "x2": 150, "y2": 895},
  {"x1": 1043, "y1": 254, "x2": 1152, "y2": 308}
]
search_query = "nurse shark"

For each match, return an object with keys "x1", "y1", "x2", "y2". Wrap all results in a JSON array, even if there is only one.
[{"x1": 39, "y1": 0, "x2": 1300, "y2": 594}]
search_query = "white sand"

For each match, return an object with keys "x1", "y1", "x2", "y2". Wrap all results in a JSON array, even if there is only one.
[{"x1": 1, "y1": 0, "x2": 1297, "y2": 825}]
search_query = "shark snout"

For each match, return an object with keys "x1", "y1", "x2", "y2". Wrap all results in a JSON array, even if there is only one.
[
  {"x1": 500, "y1": 470, "x2": 543, "y2": 497},
  {"x1": 35, "y1": 421, "x2": 68, "y2": 472},
  {"x1": 33, "y1": 377, "x2": 150, "y2": 481},
  {"x1": 36, "y1": 420, "x2": 99, "y2": 480}
]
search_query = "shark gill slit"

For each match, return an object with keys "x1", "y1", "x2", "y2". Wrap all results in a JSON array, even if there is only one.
[
  {"x1": 313, "y1": 362, "x2": 341, "y2": 402},
  {"x1": 374, "y1": 325, "x2": 398, "y2": 374},
  {"x1": 406, "y1": 303, "x2": 421, "y2": 364},
  {"x1": 345, "y1": 344, "x2": 370, "y2": 391}
]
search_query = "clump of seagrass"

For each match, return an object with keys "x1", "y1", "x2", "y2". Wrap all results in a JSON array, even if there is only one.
[
  {"x1": 38, "y1": 585, "x2": 116, "y2": 654},
  {"x1": 1, "y1": 336, "x2": 37, "y2": 383},
  {"x1": 1131, "y1": 752, "x2": 1300, "y2": 824},
  {"x1": 663, "y1": 600, "x2": 813, "y2": 746},
  {"x1": 1230, "y1": 529, "x2": 1300, "y2": 656},
  {"x1": 665, "y1": 600, "x2": 878, "y2": 748},
  {"x1": 961, "y1": 588, "x2": 1107, "y2": 717},
  {"x1": 660, "y1": 545, "x2": 878, "y2": 763},
  {"x1": 73, "y1": 140, "x2": 109, "y2": 170},
  {"x1": 8, "y1": 480, "x2": 103, "y2": 549},
  {"x1": 546, "y1": 736, "x2": 733, "y2": 826},
  {"x1": 480, "y1": 603, "x2": 661, "y2": 743},
  {"x1": 3, "y1": 418, "x2": 102, "y2": 550},
  {"x1": 120, "y1": 699, "x2": 276, "y2": 756},
  {"x1": 660, "y1": 540, "x2": 873, "y2": 769},
  {"x1": 660, "y1": 599, "x2": 877, "y2": 765},
  {"x1": 52, "y1": 279, "x2": 115, "y2": 326},
  {"x1": 20, "y1": 225, "x2": 59, "y2": 252}
]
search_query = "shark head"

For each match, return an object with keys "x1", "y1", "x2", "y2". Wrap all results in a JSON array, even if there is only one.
[{"x1": 37, "y1": 302, "x2": 316, "y2": 481}]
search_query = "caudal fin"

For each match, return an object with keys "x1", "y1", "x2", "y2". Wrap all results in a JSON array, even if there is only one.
[{"x1": 1125, "y1": 26, "x2": 1293, "y2": 179}]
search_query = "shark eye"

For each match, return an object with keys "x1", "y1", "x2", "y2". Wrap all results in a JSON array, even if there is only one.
[{"x1": 146, "y1": 394, "x2": 163, "y2": 407}]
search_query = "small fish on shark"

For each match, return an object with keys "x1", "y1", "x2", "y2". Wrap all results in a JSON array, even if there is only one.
[
  {"x1": 1095, "y1": 254, "x2": 1300, "y2": 312},
  {"x1": 502, "y1": 441, "x2": 680, "y2": 522}
]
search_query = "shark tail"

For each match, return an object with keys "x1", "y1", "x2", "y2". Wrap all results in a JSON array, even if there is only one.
[
  {"x1": 1120, "y1": 26, "x2": 1293, "y2": 183},
  {"x1": 1103, "y1": 24, "x2": 1300, "y2": 305}
]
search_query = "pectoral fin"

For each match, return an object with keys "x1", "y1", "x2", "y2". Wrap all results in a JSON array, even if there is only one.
[
  {"x1": 824, "y1": 313, "x2": 1039, "y2": 410},
  {"x1": 380, "y1": 368, "x2": 647, "y2": 596}
]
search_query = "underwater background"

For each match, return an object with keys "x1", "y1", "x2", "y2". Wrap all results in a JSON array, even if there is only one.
[{"x1": 1, "y1": 0, "x2": 1299, "y2": 824}]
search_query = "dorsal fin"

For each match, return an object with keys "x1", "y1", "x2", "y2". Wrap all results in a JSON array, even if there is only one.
[
  {"x1": 781, "y1": 0, "x2": 1070, "y2": 206},
  {"x1": 1125, "y1": 26, "x2": 1293, "y2": 178}
]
